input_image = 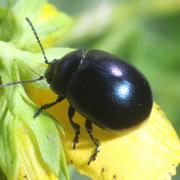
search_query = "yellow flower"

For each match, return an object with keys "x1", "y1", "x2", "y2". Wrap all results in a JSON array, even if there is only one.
[{"x1": 26, "y1": 83, "x2": 180, "y2": 180}]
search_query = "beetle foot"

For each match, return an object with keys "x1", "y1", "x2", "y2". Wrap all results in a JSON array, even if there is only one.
[
  {"x1": 87, "y1": 145, "x2": 100, "y2": 165},
  {"x1": 33, "y1": 109, "x2": 42, "y2": 118}
]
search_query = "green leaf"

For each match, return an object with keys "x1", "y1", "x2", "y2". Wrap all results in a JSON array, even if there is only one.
[
  {"x1": 13, "y1": 0, "x2": 46, "y2": 23},
  {"x1": 0, "y1": 40, "x2": 73, "y2": 179},
  {"x1": 0, "y1": 55, "x2": 61, "y2": 176},
  {"x1": 0, "y1": 97, "x2": 19, "y2": 180},
  {"x1": 0, "y1": 4, "x2": 16, "y2": 41},
  {"x1": 11, "y1": 0, "x2": 46, "y2": 45},
  {"x1": 12, "y1": 0, "x2": 72, "y2": 50}
]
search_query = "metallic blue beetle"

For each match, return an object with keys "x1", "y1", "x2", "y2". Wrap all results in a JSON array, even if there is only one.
[{"x1": 0, "y1": 18, "x2": 153, "y2": 165}]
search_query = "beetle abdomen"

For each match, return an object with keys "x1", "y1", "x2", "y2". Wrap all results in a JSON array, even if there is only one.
[{"x1": 66, "y1": 50, "x2": 153, "y2": 131}]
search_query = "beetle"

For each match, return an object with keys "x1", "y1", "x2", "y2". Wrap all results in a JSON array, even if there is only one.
[{"x1": 0, "y1": 18, "x2": 153, "y2": 165}]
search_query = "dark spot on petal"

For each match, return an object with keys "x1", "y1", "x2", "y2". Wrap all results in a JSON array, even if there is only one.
[
  {"x1": 113, "y1": 175, "x2": 116, "y2": 179},
  {"x1": 101, "y1": 168, "x2": 105, "y2": 173},
  {"x1": 70, "y1": 160, "x2": 73, "y2": 164}
]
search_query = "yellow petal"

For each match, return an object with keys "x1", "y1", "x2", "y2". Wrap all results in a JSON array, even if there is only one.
[
  {"x1": 17, "y1": 121, "x2": 57, "y2": 180},
  {"x1": 26, "y1": 84, "x2": 180, "y2": 180},
  {"x1": 38, "y1": 3, "x2": 59, "y2": 22}
]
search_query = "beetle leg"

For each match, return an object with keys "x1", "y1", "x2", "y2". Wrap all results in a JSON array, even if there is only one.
[
  {"x1": 85, "y1": 119, "x2": 100, "y2": 165},
  {"x1": 68, "y1": 105, "x2": 80, "y2": 149},
  {"x1": 34, "y1": 96, "x2": 64, "y2": 118}
]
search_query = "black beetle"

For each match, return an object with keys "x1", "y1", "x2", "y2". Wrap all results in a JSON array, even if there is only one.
[{"x1": 0, "y1": 18, "x2": 153, "y2": 165}]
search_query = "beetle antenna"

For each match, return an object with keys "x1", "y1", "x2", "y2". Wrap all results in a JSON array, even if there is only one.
[
  {"x1": 0, "y1": 76, "x2": 44, "y2": 88},
  {"x1": 25, "y1": 17, "x2": 50, "y2": 64}
]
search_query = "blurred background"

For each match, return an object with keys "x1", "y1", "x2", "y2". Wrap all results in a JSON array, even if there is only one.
[
  {"x1": 1, "y1": 0, "x2": 179, "y2": 179},
  {"x1": 48, "y1": 0, "x2": 180, "y2": 179}
]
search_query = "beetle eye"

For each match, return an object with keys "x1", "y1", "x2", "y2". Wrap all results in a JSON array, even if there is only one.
[{"x1": 44, "y1": 59, "x2": 59, "y2": 84}]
